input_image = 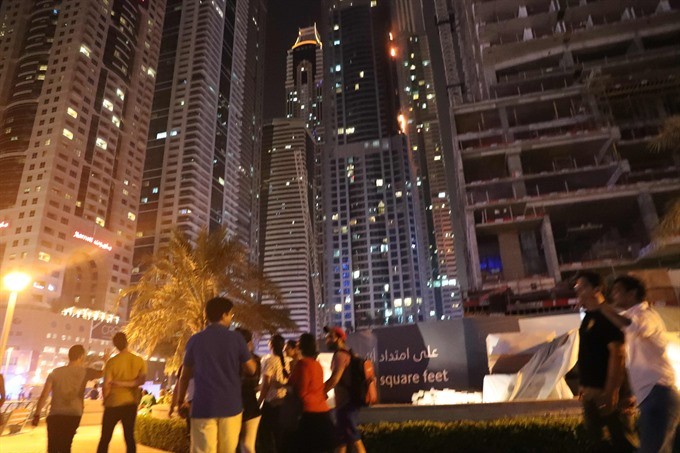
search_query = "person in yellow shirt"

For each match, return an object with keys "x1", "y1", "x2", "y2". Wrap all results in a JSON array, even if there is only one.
[{"x1": 96, "y1": 332, "x2": 146, "y2": 453}]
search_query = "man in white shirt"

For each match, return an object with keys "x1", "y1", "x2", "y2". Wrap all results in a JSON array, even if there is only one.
[{"x1": 587, "y1": 275, "x2": 680, "y2": 453}]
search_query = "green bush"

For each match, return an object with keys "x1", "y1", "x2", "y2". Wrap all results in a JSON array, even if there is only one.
[
  {"x1": 361, "y1": 417, "x2": 589, "y2": 453},
  {"x1": 136, "y1": 414, "x2": 589, "y2": 453},
  {"x1": 135, "y1": 416, "x2": 189, "y2": 453}
]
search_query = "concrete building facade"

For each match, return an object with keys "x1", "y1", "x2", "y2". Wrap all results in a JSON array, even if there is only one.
[
  {"x1": 0, "y1": 0, "x2": 165, "y2": 315},
  {"x1": 426, "y1": 0, "x2": 680, "y2": 309}
]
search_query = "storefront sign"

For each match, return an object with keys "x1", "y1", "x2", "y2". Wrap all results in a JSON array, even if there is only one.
[{"x1": 73, "y1": 231, "x2": 113, "y2": 251}]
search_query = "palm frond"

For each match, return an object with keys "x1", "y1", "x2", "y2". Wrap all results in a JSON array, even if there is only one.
[
  {"x1": 120, "y1": 227, "x2": 293, "y2": 367},
  {"x1": 648, "y1": 115, "x2": 680, "y2": 154}
]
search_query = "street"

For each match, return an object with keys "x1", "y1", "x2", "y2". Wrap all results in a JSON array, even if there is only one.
[{"x1": 0, "y1": 424, "x2": 168, "y2": 453}]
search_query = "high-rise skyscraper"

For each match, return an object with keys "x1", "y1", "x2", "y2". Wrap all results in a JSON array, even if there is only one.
[
  {"x1": 426, "y1": 0, "x2": 680, "y2": 310},
  {"x1": 322, "y1": 0, "x2": 434, "y2": 329},
  {"x1": 259, "y1": 118, "x2": 320, "y2": 337},
  {"x1": 286, "y1": 25, "x2": 324, "y2": 143},
  {"x1": 285, "y1": 25, "x2": 325, "y2": 327},
  {"x1": 134, "y1": 0, "x2": 267, "y2": 272},
  {"x1": 390, "y1": 0, "x2": 462, "y2": 319},
  {"x1": 0, "y1": 0, "x2": 165, "y2": 315}
]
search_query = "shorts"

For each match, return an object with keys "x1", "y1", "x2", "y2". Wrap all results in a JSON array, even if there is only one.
[{"x1": 334, "y1": 404, "x2": 361, "y2": 445}]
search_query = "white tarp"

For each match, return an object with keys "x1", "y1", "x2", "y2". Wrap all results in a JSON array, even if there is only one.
[
  {"x1": 483, "y1": 329, "x2": 579, "y2": 402},
  {"x1": 486, "y1": 331, "x2": 556, "y2": 373},
  {"x1": 508, "y1": 329, "x2": 579, "y2": 401}
]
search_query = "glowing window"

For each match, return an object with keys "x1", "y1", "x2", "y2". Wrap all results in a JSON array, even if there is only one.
[
  {"x1": 62, "y1": 128, "x2": 74, "y2": 140},
  {"x1": 79, "y1": 45, "x2": 91, "y2": 57},
  {"x1": 67, "y1": 107, "x2": 77, "y2": 118}
]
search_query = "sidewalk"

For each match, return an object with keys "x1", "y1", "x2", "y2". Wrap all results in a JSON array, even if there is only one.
[{"x1": 0, "y1": 424, "x2": 169, "y2": 453}]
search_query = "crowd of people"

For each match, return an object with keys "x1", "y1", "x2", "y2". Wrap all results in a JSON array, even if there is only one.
[
  {"x1": 575, "y1": 272, "x2": 679, "y2": 453},
  {"x1": 172, "y1": 296, "x2": 365, "y2": 453},
  {"x1": 7, "y1": 272, "x2": 678, "y2": 453},
  {"x1": 31, "y1": 331, "x2": 147, "y2": 453}
]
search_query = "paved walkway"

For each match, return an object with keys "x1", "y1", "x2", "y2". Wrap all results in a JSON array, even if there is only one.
[{"x1": 0, "y1": 424, "x2": 169, "y2": 453}]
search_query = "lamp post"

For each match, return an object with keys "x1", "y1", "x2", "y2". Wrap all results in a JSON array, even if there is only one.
[{"x1": 1, "y1": 272, "x2": 31, "y2": 373}]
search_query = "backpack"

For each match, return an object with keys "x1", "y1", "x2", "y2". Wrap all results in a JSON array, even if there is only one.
[{"x1": 340, "y1": 350, "x2": 378, "y2": 407}]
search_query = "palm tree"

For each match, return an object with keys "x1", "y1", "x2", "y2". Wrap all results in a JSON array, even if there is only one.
[
  {"x1": 648, "y1": 115, "x2": 680, "y2": 239},
  {"x1": 121, "y1": 228, "x2": 295, "y2": 370}
]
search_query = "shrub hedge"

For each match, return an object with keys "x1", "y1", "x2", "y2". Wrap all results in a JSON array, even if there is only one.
[
  {"x1": 135, "y1": 416, "x2": 189, "y2": 453},
  {"x1": 137, "y1": 415, "x2": 590, "y2": 453}
]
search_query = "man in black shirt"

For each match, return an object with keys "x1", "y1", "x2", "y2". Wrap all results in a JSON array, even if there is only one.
[{"x1": 576, "y1": 271, "x2": 637, "y2": 452}]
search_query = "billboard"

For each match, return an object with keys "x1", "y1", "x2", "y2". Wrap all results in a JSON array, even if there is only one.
[{"x1": 345, "y1": 317, "x2": 519, "y2": 403}]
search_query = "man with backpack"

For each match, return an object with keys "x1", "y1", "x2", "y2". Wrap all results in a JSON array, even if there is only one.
[{"x1": 324, "y1": 326, "x2": 367, "y2": 453}]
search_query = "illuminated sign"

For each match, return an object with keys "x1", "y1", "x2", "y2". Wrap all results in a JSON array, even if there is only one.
[
  {"x1": 73, "y1": 231, "x2": 113, "y2": 251},
  {"x1": 62, "y1": 306, "x2": 120, "y2": 324},
  {"x1": 0, "y1": 221, "x2": 8, "y2": 229}
]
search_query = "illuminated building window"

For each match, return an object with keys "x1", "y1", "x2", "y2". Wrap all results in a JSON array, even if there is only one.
[
  {"x1": 96, "y1": 217, "x2": 105, "y2": 227},
  {"x1": 96, "y1": 138, "x2": 107, "y2": 150},
  {"x1": 375, "y1": 179, "x2": 383, "y2": 187},
  {"x1": 79, "y1": 45, "x2": 91, "y2": 57},
  {"x1": 116, "y1": 88, "x2": 125, "y2": 100},
  {"x1": 112, "y1": 116, "x2": 120, "y2": 127},
  {"x1": 62, "y1": 128, "x2": 74, "y2": 140},
  {"x1": 38, "y1": 252, "x2": 51, "y2": 262},
  {"x1": 127, "y1": 212, "x2": 136, "y2": 221},
  {"x1": 103, "y1": 99, "x2": 114, "y2": 111},
  {"x1": 156, "y1": 131, "x2": 167, "y2": 140},
  {"x1": 67, "y1": 107, "x2": 77, "y2": 118}
]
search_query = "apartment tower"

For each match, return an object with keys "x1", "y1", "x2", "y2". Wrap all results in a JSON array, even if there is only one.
[
  {"x1": 0, "y1": 0, "x2": 165, "y2": 315},
  {"x1": 390, "y1": 0, "x2": 462, "y2": 318},
  {"x1": 134, "y1": 0, "x2": 267, "y2": 272},
  {"x1": 259, "y1": 119, "x2": 320, "y2": 337},
  {"x1": 322, "y1": 0, "x2": 434, "y2": 330}
]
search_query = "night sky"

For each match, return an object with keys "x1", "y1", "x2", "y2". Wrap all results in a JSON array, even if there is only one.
[{"x1": 263, "y1": 0, "x2": 322, "y2": 120}]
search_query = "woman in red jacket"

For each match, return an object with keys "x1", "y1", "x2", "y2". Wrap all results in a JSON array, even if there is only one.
[{"x1": 288, "y1": 333, "x2": 336, "y2": 453}]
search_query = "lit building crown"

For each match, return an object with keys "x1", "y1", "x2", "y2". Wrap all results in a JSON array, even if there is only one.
[{"x1": 292, "y1": 24, "x2": 322, "y2": 50}]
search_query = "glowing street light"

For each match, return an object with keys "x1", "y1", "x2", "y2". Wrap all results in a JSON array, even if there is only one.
[{"x1": 1, "y1": 271, "x2": 31, "y2": 373}]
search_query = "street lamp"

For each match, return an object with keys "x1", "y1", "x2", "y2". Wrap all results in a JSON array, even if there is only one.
[{"x1": 1, "y1": 272, "x2": 31, "y2": 373}]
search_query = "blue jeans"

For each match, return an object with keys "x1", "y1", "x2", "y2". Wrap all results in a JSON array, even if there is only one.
[{"x1": 638, "y1": 384, "x2": 680, "y2": 453}]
